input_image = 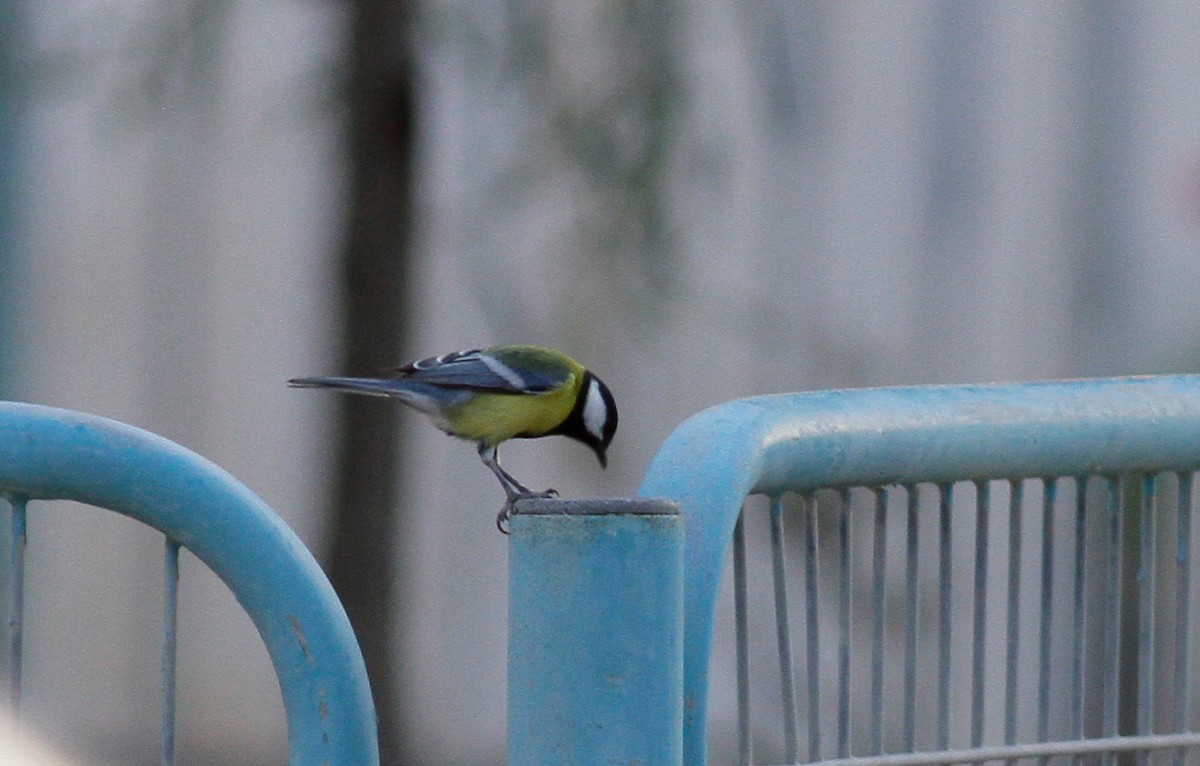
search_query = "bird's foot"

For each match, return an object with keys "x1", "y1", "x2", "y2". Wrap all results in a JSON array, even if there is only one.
[{"x1": 495, "y1": 488, "x2": 560, "y2": 535}]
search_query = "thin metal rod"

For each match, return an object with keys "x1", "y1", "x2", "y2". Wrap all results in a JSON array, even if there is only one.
[
  {"x1": 870, "y1": 488, "x2": 887, "y2": 755},
  {"x1": 804, "y1": 493, "x2": 822, "y2": 760},
  {"x1": 1071, "y1": 477, "x2": 1088, "y2": 749},
  {"x1": 1138, "y1": 476, "x2": 1157, "y2": 743},
  {"x1": 7, "y1": 494, "x2": 26, "y2": 714},
  {"x1": 769, "y1": 495, "x2": 799, "y2": 763},
  {"x1": 1037, "y1": 479, "x2": 1057, "y2": 748},
  {"x1": 902, "y1": 484, "x2": 919, "y2": 753},
  {"x1": 970, "y1": 481, "x2": 989, "y2": 749},
  {"x1": 1175, "y1": 473, "x2": 1193, "y2": 742},
  {"x1": 1102, "y1": 477, "x2": 1124, "y2": 766},
  {"x1": 733, "y1": 512, "x2": 752, "y2": 766},
  {"x1": 937, "y1": 483, "x2": 953, "y2": 751},
  {"x1": 797, "y1": 731, "x2": 1200, "y2": 766},
  {"x1": 1004, "y1": 480, "x2": 1024, "y2": 747},
  {"x1": 837, "y1": 488, "x2": 852, "y2": 759},
  {"x1": 163, "y1": 538, "x2": 180, "y2": 766}
]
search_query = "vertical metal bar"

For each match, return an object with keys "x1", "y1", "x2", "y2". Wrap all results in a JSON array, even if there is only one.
[
  {"x1": 870, "y1": 488, "x2": 887, "y2": 755},
  {"x1": 1005, "y1": 480, "x2": 1024, "y2": 748},
  {"x1": 163, "y1": 538, "x2": 180, "y2": 766},
  {"x1": 769, "y1": 495, "x2": 799, "y2": 763},
  {"x1": 837, "y1": 488, "x2": 852, "y2": 759},
  {"x1": 937, "y1": 483, "x2": 953, "y2": 751},
  {"x1": 1138, "y1": 475, "x2": 1157, "y2": 746},
  {"x1": 1071, "y1": 477, "x2": 1088, "y2": 752},
  {"x1": 733, "y1": 511, "x2": 753, "y2": 766},
  {"x1": 803, "y1": 493, "x2": 822, "y2": 761},
  {"x1": 970, "y1": 481, "x2": 989, "y2": 749},
  {"x1": 1102, "y1": 477, "x2": 1124, "y2": 766},
  {"x1": 7, "y1": 493, "x2": 26, "y2": 714},
  {"x1": 1037, "y1": 479, "x2": 1057, "y2": 756},
  {"x1": 903, "y1": 484, "x2": 920, "y2": 753},
  {"x1": 1174, "y1": 472, "x2": 1193, "y2": 766}
]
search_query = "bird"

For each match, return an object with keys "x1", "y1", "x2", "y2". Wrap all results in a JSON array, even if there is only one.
[{"x1": 289, "y1": 345, "x2": 618, "y2": 533}]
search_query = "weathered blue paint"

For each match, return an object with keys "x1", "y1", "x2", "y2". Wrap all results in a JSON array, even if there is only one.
[
  {"x1": 0, "y1": 401, "x2": 378, "y2": 766},
  {"x1": 637, "y1": 375, "x2": 1200, "y2": 766},
  {"x1": 508, "y1": 498, "x2": 683, "y2": 766}
]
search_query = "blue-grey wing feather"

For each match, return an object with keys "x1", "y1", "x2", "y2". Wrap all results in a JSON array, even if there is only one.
[{"x1": 396, "y1": 349, "x2": 566, "y2": 394}]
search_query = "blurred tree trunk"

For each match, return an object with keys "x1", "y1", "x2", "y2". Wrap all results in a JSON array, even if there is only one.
[{"x1": 330, "y1": 2, "x2": 417, "y2": 764}]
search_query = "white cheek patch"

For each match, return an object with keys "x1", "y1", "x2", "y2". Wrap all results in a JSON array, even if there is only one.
[{"x1": 583, "y1": 379, "x2": 607, "y2": 440}]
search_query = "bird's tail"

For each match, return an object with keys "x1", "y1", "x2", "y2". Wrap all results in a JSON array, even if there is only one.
[{"x1": 288, "y1": 376, "x2": 410, "y2": 398}]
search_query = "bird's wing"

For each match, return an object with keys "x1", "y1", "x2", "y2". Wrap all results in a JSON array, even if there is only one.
[{"x1": 395, "y1": 349, "x2": 571, "y2": 394}]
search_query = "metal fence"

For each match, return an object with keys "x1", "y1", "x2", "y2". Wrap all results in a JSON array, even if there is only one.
[
  {"x1": 14, "y1": 376, "x2": 1197, "y2": 766},
  {"x1": 0, "y1": 401, "x2": 378, "y2": 766},
  {"x1": 638, "y1": 375, "x2": 1200, "y2": 766}
]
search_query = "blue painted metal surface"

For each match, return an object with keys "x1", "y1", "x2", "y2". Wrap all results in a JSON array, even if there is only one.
[
  {"x1": 7, "y1": 494, "x2": 24, "y2": 710},
  {"x1": 508, "y1": 498, "x2": 684, "y2": 766},
  {"x1": 162, "y1": 539, "x2": 180, "y2": 766},
  {"x1": 0, "y1": 401, "x2": 379, "y2": 766},
  {"x1": 637, "y1": 375, "x2": 1200, "y2": 766}
]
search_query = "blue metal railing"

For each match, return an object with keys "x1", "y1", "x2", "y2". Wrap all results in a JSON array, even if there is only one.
[
  {"x1": 638, "y1": 375, "x2": 1200, "y2": 766},
  {"x1": 0, "y1": 401, "x2": 378, "y2": 766}
]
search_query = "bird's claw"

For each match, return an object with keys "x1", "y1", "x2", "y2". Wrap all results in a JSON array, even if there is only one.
[
  {"x1": 495, "y1": 488, "x2": 560, "y2": 534},
  {"x1": 496, "y1": 502, "x2": 514, "y2": 535}
]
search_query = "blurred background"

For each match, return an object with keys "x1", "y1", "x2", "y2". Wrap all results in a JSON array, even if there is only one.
[{"x1": 2, "y1": 1, "x2": 1200, "y2": 764}]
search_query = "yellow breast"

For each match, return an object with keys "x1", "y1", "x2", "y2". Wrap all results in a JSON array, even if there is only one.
[{"x1": 445, "y1": 375, "x2": 579, "y2": 445}]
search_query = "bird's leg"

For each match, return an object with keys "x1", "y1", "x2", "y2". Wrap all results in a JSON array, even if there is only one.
[{"x1": 477, "y1": 443, "x2": 558, "y2": 534}]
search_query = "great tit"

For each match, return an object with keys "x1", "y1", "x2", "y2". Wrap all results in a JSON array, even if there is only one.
[{"x1": 289, "y1": 344, "x2": 618, "y2": 532}]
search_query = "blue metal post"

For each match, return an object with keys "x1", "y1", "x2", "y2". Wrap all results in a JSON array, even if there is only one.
[{"x1": 508, "y1": 498, "x2": 683, "y2": 766}]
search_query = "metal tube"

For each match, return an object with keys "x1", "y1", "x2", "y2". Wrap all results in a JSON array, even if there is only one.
[
  {"x1": 791, "y1": 732, "x2": 1200, "y2": 766},
  {"x1": 804, "y1": 493, "x2": 822, "y2": 760},
  {"x1": 0, "y1": 402, "x2": 379, "y2": 764},
  {"x1": 6, "y1": 493, "x2": 26, "y2": 714},
  {"x1": 733, "y1": 512, "x2": 753, "y2": 766},
  {"x1": 1004, "y1": 480, "x2": 1023, "y2": 748},
  {"x1": 1102, "y1": 477, "x2": 1124, "y2": 766},
  {"x1": 507, "y1": 498, "x2": 683, "y2": 766},
  {"x1": 1176, "y1": 473, "x2": 1193, "y2": 741},
  {"x1": 1038, "y1": 479, "x2": 1057, "y2": 748},
  {"x1": 903, "y1": 484, "x2": 919, "y2": 753},
  {"x1": 838, "y1": 488, "x2": 852, "y2": 759},
  {"x1": 937, "y1": 483, "x2": 952, "y2": 751},
  {"x1": 1138, "y1": 476, "x2": 1157, "y2": 746},
  {"x1": 162, "y1": 538, "x2": 180, "y2": 766},
  {"x1": 1071, "y1": 476, "x2": 1088, "y2": 766},
  {"x1": 871, "y1": 488, "x2": 887, "y2": 755},
  {"x1": 970, "y1": 481, "x2": 989, "y2": 749},
  {"x1": 769, "y1": 495, "x2": 799, "y2": 762}
]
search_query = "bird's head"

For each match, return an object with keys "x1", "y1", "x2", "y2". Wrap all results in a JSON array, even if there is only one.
[{"x1": 574, "y1": 372, "x2": 618, "y2": 468}]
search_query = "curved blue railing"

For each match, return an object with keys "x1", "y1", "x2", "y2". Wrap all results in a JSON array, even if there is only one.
[
  {"x1": 638, "y1": 375, "x2": 1200, "y2": 766},
  {"x1": 0, "y1": 402, "x2": 378, "y2": 766}
]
